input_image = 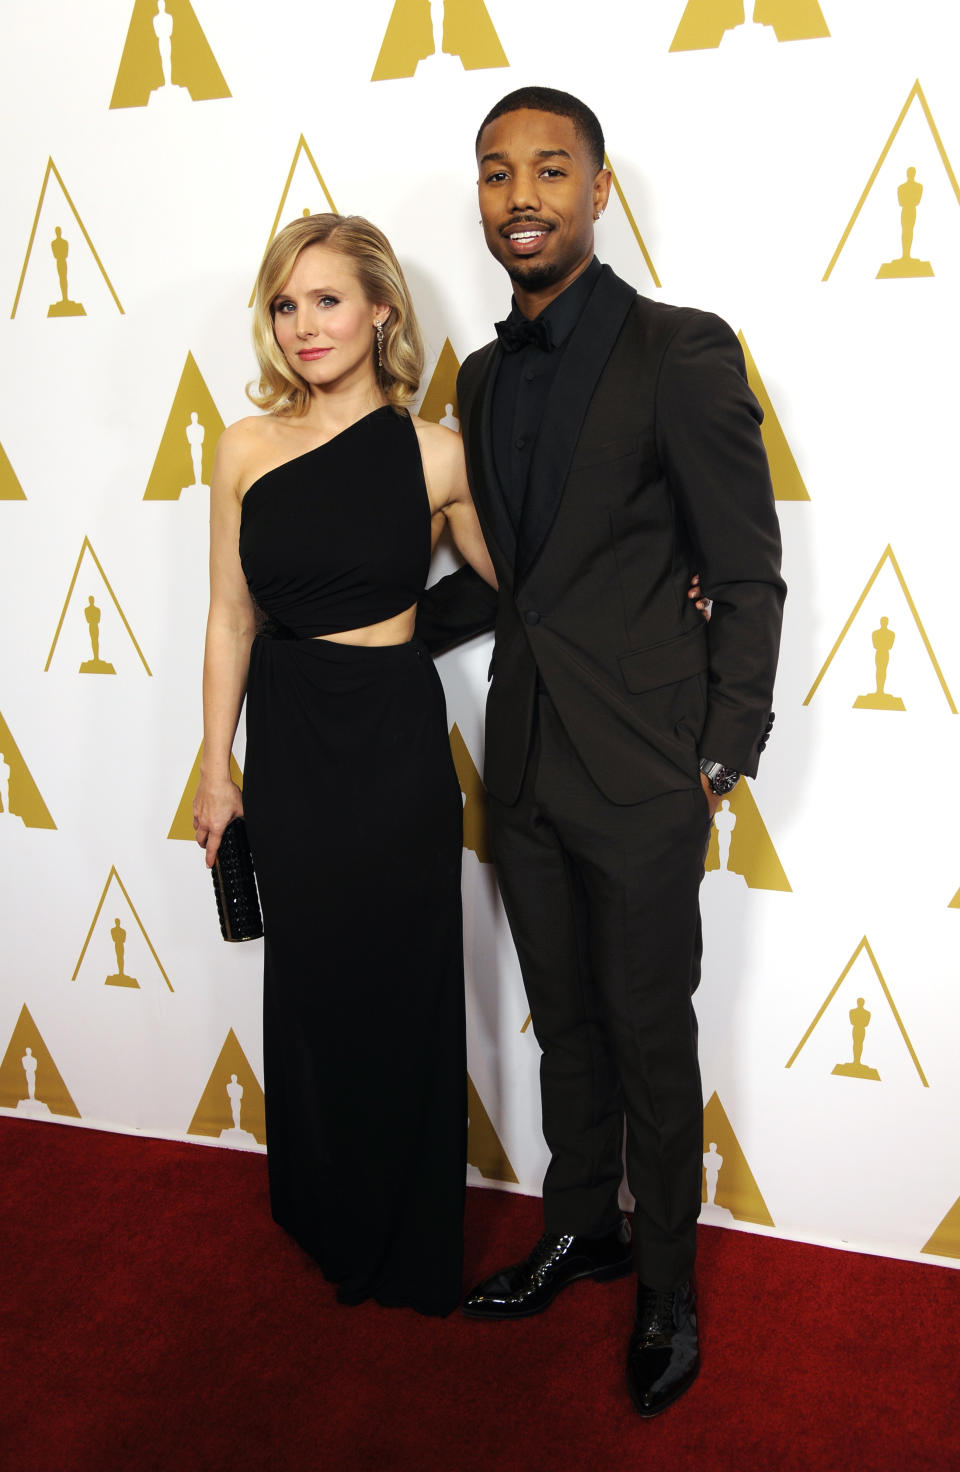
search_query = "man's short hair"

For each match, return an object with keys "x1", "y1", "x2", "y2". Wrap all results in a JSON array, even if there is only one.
[{"x1": 476, "y1": 86, "x2": 605, "y2": 172}]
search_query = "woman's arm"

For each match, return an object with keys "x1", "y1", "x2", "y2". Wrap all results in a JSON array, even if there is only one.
[
  {"x1": 193, "y1": 428, "x2": 258, "y2": 867},
  {"x1": 413, "y1": 419, "x2": 498, "y2": 589}
]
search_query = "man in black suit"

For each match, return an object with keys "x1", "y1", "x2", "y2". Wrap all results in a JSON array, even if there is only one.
[{"x1": 420, "y1": 86, "x2": 784, "y2": 1415}]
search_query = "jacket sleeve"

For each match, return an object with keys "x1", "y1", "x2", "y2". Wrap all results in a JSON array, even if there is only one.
[
  {"x1": 414, "y1": 564, "x2": 498, "y2": 655},
  {"x1": 656, "y1": 311, "x2": 786, "y2": 775}
]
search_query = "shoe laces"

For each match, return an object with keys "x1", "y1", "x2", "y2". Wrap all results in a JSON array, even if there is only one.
[{"x1": 634, "y1": 1286, "x2": 679, "y2": 1342}]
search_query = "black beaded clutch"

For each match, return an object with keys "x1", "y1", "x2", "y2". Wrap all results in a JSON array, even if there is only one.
[{"x1": 211, "y1": 818, "x2": 263, "y2": 942}]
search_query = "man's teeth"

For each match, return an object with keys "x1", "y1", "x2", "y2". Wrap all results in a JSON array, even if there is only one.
[{"x1": 511, "y1": 230, "x2": 545, "y2": 241}]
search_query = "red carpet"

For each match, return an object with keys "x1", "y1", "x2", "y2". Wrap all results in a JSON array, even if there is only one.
[{"x1": 2, "y1": 1119, "x2": 957, "y2": 1472}]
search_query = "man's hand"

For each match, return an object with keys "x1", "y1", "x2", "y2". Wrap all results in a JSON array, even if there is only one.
[{"x1": 700, "y1": 772, "x2": 722, "y2": 820}]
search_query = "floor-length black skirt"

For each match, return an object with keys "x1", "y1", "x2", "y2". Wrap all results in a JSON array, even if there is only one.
[{"x1": 243, "y1": 630, "x2": 466, "y2": 1316}]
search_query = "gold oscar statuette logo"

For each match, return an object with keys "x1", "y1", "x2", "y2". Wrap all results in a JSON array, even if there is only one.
[
  {"x1": 0, "y1": 710, "x2": 56, "y2": 829},
  {"x1": 0, "y1": 438, "x2": 26, "y2": 499},
  {"x1": 785, "y1": 936, "x2": 928, "y2": 1087},
  {"x1": 467, "y1": 1073, "x2": 518, "y2": 1183},
  {"x1": 110, "y1": 0, "x2": 230, "y2": 109},
  {"x1": 11, "y1": 160, "x2": 123, "y2": 320},
  {"x1": 72, "y1": 866, "x2": 174, "y2": 992},
  {"x1": 449, "y1": 724, "x2": 491, "y2": 864},
  {"x1": 188, "y1": 1029, "x2": 266, "y2": 1146},
  {"x1": 418, "y1": 339, "x2": 462, "y2": 428},
  {"x1": 670, "y1": 0, "x2": 829, "y2": 53},
  {"x1": 373, "y1": 0, "x2": 508, "y2": 81},
  {"x1": 949, "y1": 882, "x2": 960, "y2": 912},
  {"x1": 803, "y1": 546, "x2": 956, "y2": 714},
  {"x1": 700, "y1": 1092, "x2": 774, "y2": 1226},
  {"x1": 250, "y1": 137, "x2": 338, "y2": 306},
  {"x1": 704, "y1": 778, "x2": 790, "y2": 891},
  {"x1": 144, "y1": 353, "x2": 225, "y2": 500},
  {"x1": 604, "y1": 154, "x2": 661, "y2": 289},
  {"x1": 45, "y1": 537, "x2": 152, "y2": 676},
  {"x1": 0, "y1": 1005, "x2": 81, "y2": 1119},
  {"x1": 921, "y1": 1193, "x2": 960, "y2": 1262},
  {"x1": 737, "y1": 333, "x2": 809, "y2": 501},
  {"x1": 823, "y1": 81, "x2": 960, "y2": 282}
]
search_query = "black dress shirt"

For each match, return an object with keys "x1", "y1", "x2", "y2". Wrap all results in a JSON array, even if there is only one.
[{"x1": 492, "y1": 257, "x2": 602, "y2": 533}]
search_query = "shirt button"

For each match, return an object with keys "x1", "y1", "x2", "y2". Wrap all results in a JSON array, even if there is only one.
[
  {"x1": 524, "y1": 370, "x2": 535, "y2": 382},
  {"x1": 515, "y1": 436, "x2": 526, "y2": 450},
  {"x1": 524, "y1": 610, "x2": 540, "y2": 625}
]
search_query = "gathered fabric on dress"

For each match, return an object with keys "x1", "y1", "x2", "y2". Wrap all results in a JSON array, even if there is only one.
[{"x1": 239, "y1": 407, "x2": 466, "y2": 1316}]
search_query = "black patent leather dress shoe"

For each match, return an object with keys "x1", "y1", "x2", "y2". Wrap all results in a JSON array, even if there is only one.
[
  {"x1": 626, "y1": 1279, "x2": 700, "y2": 1416},
  {"x1": 461, "y1": 1216, "x2": 633, "y2": 1319}
]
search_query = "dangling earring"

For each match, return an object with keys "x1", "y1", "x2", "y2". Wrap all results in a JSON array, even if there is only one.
[{"x1": 375, "y1": 319, "x2": 384, "y2": 368}]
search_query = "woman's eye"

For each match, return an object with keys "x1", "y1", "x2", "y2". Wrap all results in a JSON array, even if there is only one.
[
  {"x1": 275, "y1": 301, "x2": 294, "y2": 314},
  {"x1": 319, "y1": 296, "x2": 339, "y2": 308}
]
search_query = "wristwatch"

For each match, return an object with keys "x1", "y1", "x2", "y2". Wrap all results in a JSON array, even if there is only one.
[{"x1": 699, "y1": 758, "x2": 740, "y2": 796}]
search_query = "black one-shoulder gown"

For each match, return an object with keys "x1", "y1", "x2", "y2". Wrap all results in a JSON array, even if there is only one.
[{"x1": 238, "y1": 407, "x2": 466, "y2": 1315}]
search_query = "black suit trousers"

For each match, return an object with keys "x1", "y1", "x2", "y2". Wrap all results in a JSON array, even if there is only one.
[{"x1": 487, "y1": 688, "x2": 711, "y2": 1290}]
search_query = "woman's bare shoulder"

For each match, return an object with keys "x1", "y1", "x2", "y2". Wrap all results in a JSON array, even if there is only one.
[
  {"x1": 219, "y1": 414, "x2": 277, "y2": 454},
  {"x1": 409, "y1": 414, "x2": 462, "y2": 466}
]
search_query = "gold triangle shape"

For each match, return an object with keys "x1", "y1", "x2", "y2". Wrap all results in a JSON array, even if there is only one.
[
  {"x1": 44, "y1": 536, "x2": 151, "y2": 675},
  {"x1": 670, "y1": 0, "x2": 829, "y2": 51},
  {"x1": 188, "y1": 1029, "x2": 266, "y2": 1144},
  {"x1": 72, "y1": 865, "x2": 174, "y2": 992},
  {"x1": 144, "y1": 352, "x2": 225, "y2": 499},
  {"x1": 372, "y1": 0, "x2": 508, "y2": 80},
  {"x1": 0, "y1": 440, "x2": 26, "y2": 499},
  {"x1": 168, "y1": 742, "x2": 243, "y2": 840},
  {"x1": 784, "y1": 935, "x2": 928, "y2": 1085},
  {"x1": 418, "y1": 339, "x2": 462, "y2": 425},
  {"x1": 949, "y1": 884, "x2": 960, "y2": 910},
  {"x1": 0, "y1": 1004, "x2": 80, "y2": 1117},
  {"x1": 737, "y1": 332, "x2": 809, "y2": 502},
  {"x1": 753, "y1": 0, "x2": 829, "y2": 42},
  {"x1": 921, "y1": 1194, "x2": 960, "y2": 1261},
  {"x1": 0, "y1": 709, "x2": 56, "y2": 828},
  {"x1": 248, "y1": 137, "x2": 337, "y2": 307},
  {"x1": 449, "y1": 723, "x2": 490, "y2": 863},
  {"x1": 605, "y1": 154, "x2": 661, "y2": 288},
  {"x1": 823, "y1": 80, "x2": 960, "y2": 281},
  {"x1": 109, "y1": 0, "x2": 230, "y2": 109},
  {"x1": 704, "y1": 778, "x2": 789, "y2": 890},
  {"x1": 467, "y1": 1072, "x2": 518, "y2": 1182},
  {"x1": 701, "y1": 1091, "x2": 773, "y2": 1225},
  {"x1": 803, "y1": 545, "x2": 956, "y2": 712},
  {"x1": 11, "y1": 158, "x2": 123, "y2": 319}
]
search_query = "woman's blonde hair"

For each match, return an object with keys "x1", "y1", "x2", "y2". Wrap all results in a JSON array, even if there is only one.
[{"x1": 248, "y1": 214, "x2": 424, "y2": 416}]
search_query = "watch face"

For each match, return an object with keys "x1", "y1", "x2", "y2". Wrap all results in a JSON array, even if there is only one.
[{"x1": 701, "y1": 761, "x2": 740, "y2": 795}]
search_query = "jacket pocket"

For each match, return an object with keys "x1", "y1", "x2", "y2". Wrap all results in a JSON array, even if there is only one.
[
  {"x1": 569, "y1": 434, "x2": 640, "y2": 471},
  {"x1": 618, "y1": 624, "x2": 708, "y2": 693}
]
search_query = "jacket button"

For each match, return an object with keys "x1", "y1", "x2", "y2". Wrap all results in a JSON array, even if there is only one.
[{"x1": 524, "y1": 610, "x2": 540, "y2": 625}]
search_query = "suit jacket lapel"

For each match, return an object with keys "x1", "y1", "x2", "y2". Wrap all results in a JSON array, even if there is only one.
[
  {"x1": 515, "y1": 265, "x2": 637, "y2": 587},
  {"x1": 462, "y1": 341, "x2": 516, "y2": 575}
]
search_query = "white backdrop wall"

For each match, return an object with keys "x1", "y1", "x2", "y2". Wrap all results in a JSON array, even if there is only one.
[{"x1": 1, "y1": 0, "x2": 958, "y2": 1269}]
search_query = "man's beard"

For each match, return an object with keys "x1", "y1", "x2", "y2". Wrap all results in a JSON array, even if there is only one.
[{"x1": 505, "y1": 257, "x2": 565, "y2": 291}]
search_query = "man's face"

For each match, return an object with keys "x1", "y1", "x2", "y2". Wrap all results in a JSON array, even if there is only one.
[{"x1": 476, "y1": 109, "x2": 610, "y2": 304}]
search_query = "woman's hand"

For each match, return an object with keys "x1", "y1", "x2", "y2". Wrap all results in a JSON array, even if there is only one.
[
  {"x1": 193, "y1": 778, "x2": 244, "y2": 868},
  {"x1": 688, "y1": 572, "x2": 712, "y2": 621}
]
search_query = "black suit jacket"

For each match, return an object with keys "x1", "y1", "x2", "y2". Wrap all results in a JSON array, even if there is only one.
[{"x1": 419, "y1": 264, "x2": 785, "y2": 808}]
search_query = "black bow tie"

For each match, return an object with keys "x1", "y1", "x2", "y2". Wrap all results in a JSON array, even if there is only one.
[{"x1": 494, "y1": 314, "x2": 554, "y2": 354}]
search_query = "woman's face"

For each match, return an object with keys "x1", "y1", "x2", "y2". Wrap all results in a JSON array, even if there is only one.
[{"x1": 271, "y1": 243, "x2": 387, "y2": 395}]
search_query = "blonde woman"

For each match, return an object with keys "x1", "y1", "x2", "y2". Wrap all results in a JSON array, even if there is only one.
[{"x1": 193, "y1": 214, "x2": 495, "y2": 1316}]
